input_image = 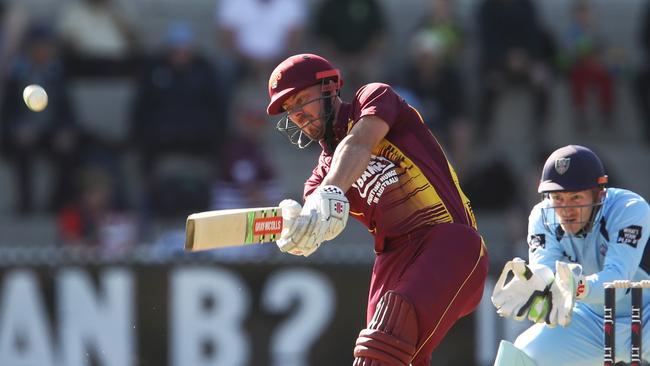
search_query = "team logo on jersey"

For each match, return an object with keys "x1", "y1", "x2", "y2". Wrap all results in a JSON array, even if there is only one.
[
  {"x1": 554, "y1": 158, "x2": 571, "y2": 175},
  {"x1": 528, "y1": 234, "x2": 546, "y2": 252},
  {"x1": 352, "y1": 155, "x2": 398, "y2": 205},
  {"x1": 270, "y1": 71, "x2": 282, "y2": 90},
  {"x1": 617, "y1": 225, "x2": 643, "y2": 248}
]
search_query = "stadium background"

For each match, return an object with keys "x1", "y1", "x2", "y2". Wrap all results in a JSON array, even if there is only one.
[{"x1": 0, "y1": 0, "x2": 649, "y2": 365}]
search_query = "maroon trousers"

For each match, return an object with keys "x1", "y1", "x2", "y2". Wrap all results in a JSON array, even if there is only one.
[{"x1": 366, "y1": 223, "x2": 489, "y2": 365}]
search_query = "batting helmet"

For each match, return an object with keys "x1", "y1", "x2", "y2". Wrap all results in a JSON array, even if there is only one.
[
  {"x1": 266, "y1": 54, "x2": 342, "y2": 115},
  {"x1": 538, "y1": 145, "x2": 608, "y2": 193}
]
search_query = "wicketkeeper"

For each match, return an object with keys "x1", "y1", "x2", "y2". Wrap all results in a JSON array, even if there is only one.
[{"x1": 492, "y1": 145, "x2": 650, "y2": 366}]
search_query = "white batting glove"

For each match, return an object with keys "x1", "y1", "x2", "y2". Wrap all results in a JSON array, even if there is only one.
[
  {"x1": 492, "y1": 258, "x2": 555, "y2": 322},
  {"x1": 302, "y1": 185, "x2": 350, "y2": 241},
  {"x1": 547, "y1": 261, "x2": 586, "y2": 327},
  {"x1": 276, "y1": 185, "x2": 349, "y2": 257},
  {"x1": 276, "y1": 199, "x2": 316, "y2": 256}
]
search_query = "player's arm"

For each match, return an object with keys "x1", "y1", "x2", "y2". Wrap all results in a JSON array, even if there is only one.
[
  {"x1": 580, "y1": 198, "x2": 650, "y2": 304},
  {"x1": 530, "y1": 198, "x2": 648, "y2": 327},
  {"x1": 277, "y1": 116, "x2": 388, "y2": 256},
  {"x1": 491, "y1": 205, "x2": 564, "y2": 325},
  {"x1": 321, "y1": 115, "x2": 390, "y2": 190},
  {"x1": 527, "y1": 203, "x2": 565, "y2": 268}
]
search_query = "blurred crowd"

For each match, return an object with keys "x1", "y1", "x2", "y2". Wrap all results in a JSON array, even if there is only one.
[{"x1": 0, "y1": 0, "x2": 648, "y2": 256}]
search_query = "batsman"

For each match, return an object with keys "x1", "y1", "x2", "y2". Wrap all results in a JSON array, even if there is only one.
[
  {"x1": 265, "y1": 53, "x2": 488, "y2": 365},
  {"x1": 492, "y1": 145, "x2": 650, "y2": 365}
]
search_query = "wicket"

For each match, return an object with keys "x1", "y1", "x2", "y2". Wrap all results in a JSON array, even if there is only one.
[{"x1": 604, "y1": 280, "x2": 650, "y2": 366}]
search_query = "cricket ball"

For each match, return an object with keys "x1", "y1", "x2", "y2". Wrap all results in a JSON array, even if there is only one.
[{"x1": 23, "y1": 84, "x2": 48, "y2": 112}]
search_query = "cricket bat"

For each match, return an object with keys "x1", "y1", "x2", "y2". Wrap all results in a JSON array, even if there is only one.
[{"x1": 185, "y1": 207, "x2": 283, "y2": 251}]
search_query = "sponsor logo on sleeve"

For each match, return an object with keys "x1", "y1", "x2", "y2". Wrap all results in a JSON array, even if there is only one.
[
  {"x1": 528, "y1": 234, "x2": 546, "y2": 252},
  {"x1": 617, "y1": 225, "x2": 642, "y2": 248}
]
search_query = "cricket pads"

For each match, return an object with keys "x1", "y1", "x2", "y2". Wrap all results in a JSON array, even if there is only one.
[{"x1": 353, "y1": 291, "x2": 418, "y2": 365}]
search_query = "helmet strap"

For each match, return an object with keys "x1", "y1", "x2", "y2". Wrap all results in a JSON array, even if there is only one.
[
  {"x1": 582, "y1": 187, "x2": 606, "y2": 233},
  {"x1": 323, "y1": 95, "x2": 336, "y2": 153},
  {"x1": 320, "y1": 79, "x2": 339, "y2": 154}
]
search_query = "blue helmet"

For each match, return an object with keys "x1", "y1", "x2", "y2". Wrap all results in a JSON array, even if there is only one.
[{"x1": 538, "y1": 145, "x2": 608, "y2": 193}]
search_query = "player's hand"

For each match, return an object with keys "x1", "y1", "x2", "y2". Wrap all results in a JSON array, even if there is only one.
[
  {"x1": 491, "y1": 257, "x2": 555, "y2": 322},
  {"x1": 547, "y1": 261, "x2": 586, "y2": 327},
  {"x1": 276, "y1": 185, "x2": 349, "y2": 257},
  {"x1": 276, "y1": 199, "x2": 316, "y2": 256},
  {"x1": 302, "y1": 185, "x2": 349, "y2": 241}
]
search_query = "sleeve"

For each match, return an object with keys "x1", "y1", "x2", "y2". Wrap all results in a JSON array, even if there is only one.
[
  {"x1": 582, "y1": 197, "x2": 650, "y2": 304},
  {"x1": 303, "y1": 152, "x2": 331, "y2": 201},
  {"x1": 527, "y1": 202, "x2": 566, "y2": 269},
  {"x1": 353, "y1": 83, "x2": 402, "y2": 129}
]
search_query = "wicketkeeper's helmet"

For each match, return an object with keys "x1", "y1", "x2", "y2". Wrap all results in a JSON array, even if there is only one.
[
  {"x1": 538, "y1": 145, "x2": 608, "y2": 193},
  {"x1": 538, "y1": 145, "x2": 609, "y2": 235}
]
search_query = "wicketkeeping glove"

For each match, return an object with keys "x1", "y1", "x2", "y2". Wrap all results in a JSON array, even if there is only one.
[
  {"x1": 492, "y1": 257, "x2": 555, "y2": 322},
  {"x1": 546, "y1": 261, "x2": 586, "y2": 327}
]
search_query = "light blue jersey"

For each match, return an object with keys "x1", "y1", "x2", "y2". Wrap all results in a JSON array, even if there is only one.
[{"x1": 515, "y1": 188, "x2": 650, "y2": 365}]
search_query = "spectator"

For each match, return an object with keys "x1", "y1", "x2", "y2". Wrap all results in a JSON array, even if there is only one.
[
  {"x1": 559, "y1": 0, "x2": 615, "y2": 129},
  {"x1": 311, "y1": 0, "x2": 387, "y2": 94},
  {"x1": 57, "y1": 0, "x2": 139, "y2": 78},
  {"x1": 398, "y1": 30, "x2": 470, "y2": 167},
  {"x1": 210, "y1": 99, "x2": 282, "y2": 209},
  {"x1": 214, "y1": 0, "x2": 306, "y2": 84},
  {"x1": 57, "y1": 166, "x2": 138, "y2": 255},
  {"x1": 633, "y1": 1, "x2": 650, "y2": 145},
  {"x1": 0, "y1": 22, "x2": 83, "y2": 214},
  {"x1": 476, "y1": 0, "x2": 554, "y2": 141},
  {"x1": 0, "y1": 2, "x2": 28, "y2": 98},
  {"x1": 130, "y1": 22, "x2": 227, "y2": 215},
  {"x1": 417, "y1": 0, "x2": 464, "y2": 63}
]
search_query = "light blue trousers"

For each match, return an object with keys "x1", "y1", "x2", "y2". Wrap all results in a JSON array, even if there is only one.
[{"x1": 514, "y1": 303, "x2": 650, "y2": 366}]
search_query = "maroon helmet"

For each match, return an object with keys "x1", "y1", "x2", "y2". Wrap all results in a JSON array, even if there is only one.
[{"x1": 267, "y1": 54, "x2": 342, "y2": 115}]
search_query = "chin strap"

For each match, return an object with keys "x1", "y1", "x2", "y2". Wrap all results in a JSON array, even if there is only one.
[
  {"x1": 319, "y1": 74, "x2": 342, "y2": 154},
  {"x1": 321, "y1": 91, "x2": 337, "y2": 154}
]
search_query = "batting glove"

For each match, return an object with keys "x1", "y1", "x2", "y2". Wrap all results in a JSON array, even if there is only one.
[
  {"x1": 276, "y1": 199, "x2": 318, "y2": 256},
  {"x1": 277, "y1": 185, "x2": 349, "y2": 257},
  {"x1": 302, "y1": 185, "x2": 350, "y2": 241}
]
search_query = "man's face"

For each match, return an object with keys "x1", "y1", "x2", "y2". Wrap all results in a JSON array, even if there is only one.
[
  {"x1": 548, "y1": 189, "x2": 600, "y2": 234},
  {"x1": 281, "y1": 84, "x2": 325, "y2": 140}
]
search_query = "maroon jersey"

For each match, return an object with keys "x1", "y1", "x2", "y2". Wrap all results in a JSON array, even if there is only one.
[{"x1": 305, "y1": 83, "x2": 476, "y2": 252}]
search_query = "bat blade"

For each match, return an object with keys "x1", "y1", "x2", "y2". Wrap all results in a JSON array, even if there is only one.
[{"x1": 185, "y1": 207, "x2": 283, "y2": 251}]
